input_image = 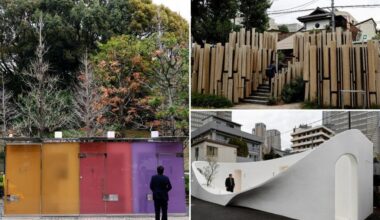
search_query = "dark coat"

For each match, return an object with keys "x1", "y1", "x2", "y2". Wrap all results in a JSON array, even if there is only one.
[
  {"x1": 225, "y1": 177, "x2": 235, "y2": 192},
  {"x1": 150, "y1": 174, "x2": 172, "y2": 201},
  {"x1": 266, "y1": 64, "x2": 277, "y2": 78}
]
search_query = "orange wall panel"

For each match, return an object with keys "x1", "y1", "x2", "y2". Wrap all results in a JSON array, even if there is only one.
[
  {"x1": 42, "y1": 143, "x2": 80, "y2": 214},
  {"x1": 5, "y1": 145, "x2": 41, "y2": 215}
]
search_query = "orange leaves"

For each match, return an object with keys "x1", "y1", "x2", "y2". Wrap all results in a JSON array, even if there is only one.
[{"x1": 132, "y1": 55, "x2": 142, "y2": 65}]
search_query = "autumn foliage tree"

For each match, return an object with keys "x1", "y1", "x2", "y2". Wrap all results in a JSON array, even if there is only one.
[{"x1": 93, "y1": 35, "x2": 155, "y2": 130}]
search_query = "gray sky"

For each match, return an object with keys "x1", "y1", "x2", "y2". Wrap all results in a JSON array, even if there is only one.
[
  {"x1": 152, "y1": 0, "x2": 190, "y2": 22},
  {"x1": 232, "y1": 110, "x2": 322, "y2": 150},
  {"x1": 270, "y1": 0, "x2": 380, "y2": 27}
]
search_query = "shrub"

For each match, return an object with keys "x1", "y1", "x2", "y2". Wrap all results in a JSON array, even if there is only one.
[
  {"x1": 267, "y1": 96, "x2": 278, "y2": 105},
  {"x1": 281, "y1": 76, "x2": 305, "y2": 103},
  {"x1": 229, "y1": 138, "x2": 248, "y2": 157},
  {"x1": 192, "y1": 93, "x2": 233, "y2": 108}
]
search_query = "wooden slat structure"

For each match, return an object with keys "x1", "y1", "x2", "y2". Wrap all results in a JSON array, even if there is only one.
[
  {"x1": 191, "y1": 28, "x2": 277, "y2": 103},
  {"x1": 271, "y1": 28, "x2": 380, "y2": 108},
  {"x1": 192, "y1": 27, "x2": 380, "y2": 108}
]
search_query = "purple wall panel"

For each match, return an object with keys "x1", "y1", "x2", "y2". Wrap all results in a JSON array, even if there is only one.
[
  {"x1": 132, "y1": 142, "x2": 186, "y2": 213},
  {"x1": 156, "y1": 142, "x2": 186, "y2": 213}
]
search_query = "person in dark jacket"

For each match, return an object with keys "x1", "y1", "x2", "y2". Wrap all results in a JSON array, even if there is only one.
[
  {"x1": 266, "y1": 61, "x2": 277, "y2": 90},
  {"x1": 225, "y1": 174, "x2": 235, "y2": 192},
  {"x1": 150, "y1": 165, "x2": 172, "y2": 220}
]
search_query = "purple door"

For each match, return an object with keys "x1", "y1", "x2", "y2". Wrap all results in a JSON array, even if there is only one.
[
  {"x1": 132, "y1": 142, "x2": 157, "y2": 213},
  {"x1": 156, "y1": 143, "x2": 186, "y2": 213},
  {"x1": 132, "y1": 142, "x2": 186, "y2": 214}
]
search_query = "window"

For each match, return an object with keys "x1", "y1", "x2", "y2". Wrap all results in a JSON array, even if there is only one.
[
  {"x1": 315, "y1": 23, "x2": 320, "y2": 28},
  {"x1": 207, "y1": 146, "x2": 218, "y2": 157}
]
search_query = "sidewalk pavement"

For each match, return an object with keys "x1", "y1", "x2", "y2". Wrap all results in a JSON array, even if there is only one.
[{"x1": 0, "y1": 217, "x2": 189, "y2": 220}]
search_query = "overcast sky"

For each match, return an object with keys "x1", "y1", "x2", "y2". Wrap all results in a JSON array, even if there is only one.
[
  {"x1": 152, "y1": 0, "x2": 190, "y2": 22},
  {"x1": 270, "y1": 0, "x2": 380, "y2": 26},
  {"x1": 232, "y1": 110, "x2": 322, "y2": 150}
]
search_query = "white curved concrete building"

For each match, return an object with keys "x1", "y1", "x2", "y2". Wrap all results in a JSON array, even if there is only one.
[{"x1": 191, "y1": 130, "x2": 373, "y2": 220}]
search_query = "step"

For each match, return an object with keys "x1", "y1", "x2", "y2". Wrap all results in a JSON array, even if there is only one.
[
  {"x1": 258, "y1": 85, "x2": 270, "y2": 89},
  {"x1": 242, "y1": 99, "x2": 269, "y2": 104},
  {"x1": 252, "y1": 92, "x2": 271, "y2": 97},
  {"x1": 257, "y1": 88, "x2": 270, "y2": 93},
  {"x1": 245, "y1": 95, "x2": 269, "y2": 101}
]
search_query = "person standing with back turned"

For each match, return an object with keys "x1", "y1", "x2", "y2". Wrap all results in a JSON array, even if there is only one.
[
  {"x1": 225, "y1": 173, "x2": 235, "y2": 192},
  {"x1": 150, "y1": 165, "x2": 172, "y2": 220}
]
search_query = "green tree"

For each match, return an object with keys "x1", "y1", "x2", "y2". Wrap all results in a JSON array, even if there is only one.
[
  {"x1": 191, "y1": 0, "x2": 238, "y2": 44},
  {"x1": 147, "y1": 33, "x2": 189, "y2": 136},
  {"x1": 229, "y1": 138, "x2": 249, "y2": 157},
  {"x1": 239, "y1": 0, "x2": 272, "y2": 32},
  {"x1": 263, "y1": 149, "x2": 281, "y2": 160},
  {"x1": 278, "y1": 24, "x2": 289, "y2": 33},
  {"x1": 0, "y1": 0, "x2": 188, "y2": 95}
]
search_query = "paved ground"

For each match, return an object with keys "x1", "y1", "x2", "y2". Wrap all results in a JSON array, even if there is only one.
[
  {"x1": 191, "y1": 197, "x2": 293, "y2": 220},
  {"x1": 0, "y1": 200, "x2": 189, "y2": 220},
  {"x1": 0, "y1": 217, "x2": 189, "y2": 220},
  {"x1": 232, "y1": 102, "x2": 302, "y2": 109},
  {"x1": 191, "y1": 197, "x2": 380, "y2": 220}
]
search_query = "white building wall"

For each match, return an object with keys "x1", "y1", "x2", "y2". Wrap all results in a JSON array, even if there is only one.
[
  {"x1": 356, "y1": 21, "x2": 377, "y2": 42},
  {"x1": 305, "y1": 19, "x2": 330, "y2": 30},
  {"x1": 192, "y1": 141, "x2": 237, "y2": 163}
]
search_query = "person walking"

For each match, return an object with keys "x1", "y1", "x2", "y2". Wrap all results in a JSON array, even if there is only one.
[
  {"x1": 266, "y1": 61, "x2": 277, "y2": 90},
  {"x1": 225, "y1": 174, "x2": 235, "y2": 192},
  {"x1": 150, "y1": 165, "x2": 172, "y2": 220}
]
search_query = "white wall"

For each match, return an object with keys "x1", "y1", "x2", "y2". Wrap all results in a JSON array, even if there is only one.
[
  {"x1": 192, "y1": 130, "x2": 373, "y2": 220},
  {"x1": 305, "y1": 19, "x2": 330, "y2": 31},
  {"x1": 191, "y1": 141, "x2": 237, "y2": 162},
  {"x1": 356, "y1": 22, "x2": 377, "y2": 42}
]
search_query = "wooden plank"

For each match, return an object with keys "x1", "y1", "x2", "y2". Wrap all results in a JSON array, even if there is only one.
[
  {"x1": 368, "y1": 41, "x2": 377, "y2": 105},
  {"x1": 209, "y1": 47, "x2": 216, "y2": 94},
  {"x1": 309, "y1": 45, "x2": 317, "y2": 101},
  {"x1": 233, "y1": 73, "x2": 238, "y2": 103},
  {"x1": 197, "y1": 48, "x2": 204, "y2": 93},
  {"x1": 215, "y1": 45, "x2": 225, "y2": 92},
  {"x1": 217, "y1": 81, "x2": 222, "y2": 96},
  {"x1": 303, "y1": 43, "x2": 310, "y2": 81},
  {"x1": 202, "y1": 44, "x2": 211, "y2": 93},
  {"x1": 228, "y1": 45, "x2": 234, "y2": 78},
  {"x1": 228, "y1": 78, "x2": 234, "y2": 102},
  {"x1": 323, "y1": 79, "x2": 331, "y2": 106},
  {"x1": 242, "y1": 46, "x2": 247, "y2": 77},
  {"x1": 224, "y1": 43, "x2": 230, "y2": 71},
  {"x1": 263, "y1": 49, "x2": 268, "y2": 82},
  {"x1": 191, "y1": 45, "x2": 200, "y2": 92},
  {"x1": 355, "y1": 46, "x2": 363, "y2": 107},
  {"x1": 342, "y1": 45, "x2": 351, "y2": 106},
  {"x1": 233, "y1": 44, "x2": 239, "y2": 72},
  {"x1": 251, "y1": 28, "x2": 256, "y2": 48},
  {"x1": 304, "y1": 82, "x2": 310, "y2": 101},
  {"x1": 330, "y1": 42, "x2": 338, "y2": 107},
  {"x1": 222, "y1": 73, "x2": 228, "y2": 97}
]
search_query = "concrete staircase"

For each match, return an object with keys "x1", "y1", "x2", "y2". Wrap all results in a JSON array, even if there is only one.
[{"x1": 242, "y1": 82, "x2": 271, "y2": 105}]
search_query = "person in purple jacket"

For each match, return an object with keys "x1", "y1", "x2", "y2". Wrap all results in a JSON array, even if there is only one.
[{"x1": 150, "y1": 165, "x2": 172, "y2": 220}]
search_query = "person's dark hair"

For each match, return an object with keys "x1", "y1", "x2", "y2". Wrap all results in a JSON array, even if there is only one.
[{"x1": 157, "y1": 165, "x2": 164, "y2": 175}]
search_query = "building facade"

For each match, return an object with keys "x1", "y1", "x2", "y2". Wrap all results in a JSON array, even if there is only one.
[
  {"x1": 191, "y1": 111, "x2": 232, "y2": 132},
  {"x1": 291, "y1": 125, "x2": 335, "y2": 153},
  {"x1": 266, "y1": 129, "x2": 281, "y2": 151},
  {"x1": 322, "y1": 111, "x2": 380, "y2": 154},
  {"x1": 191, "y1": 116, "x2": 262, "y2": 162}
]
